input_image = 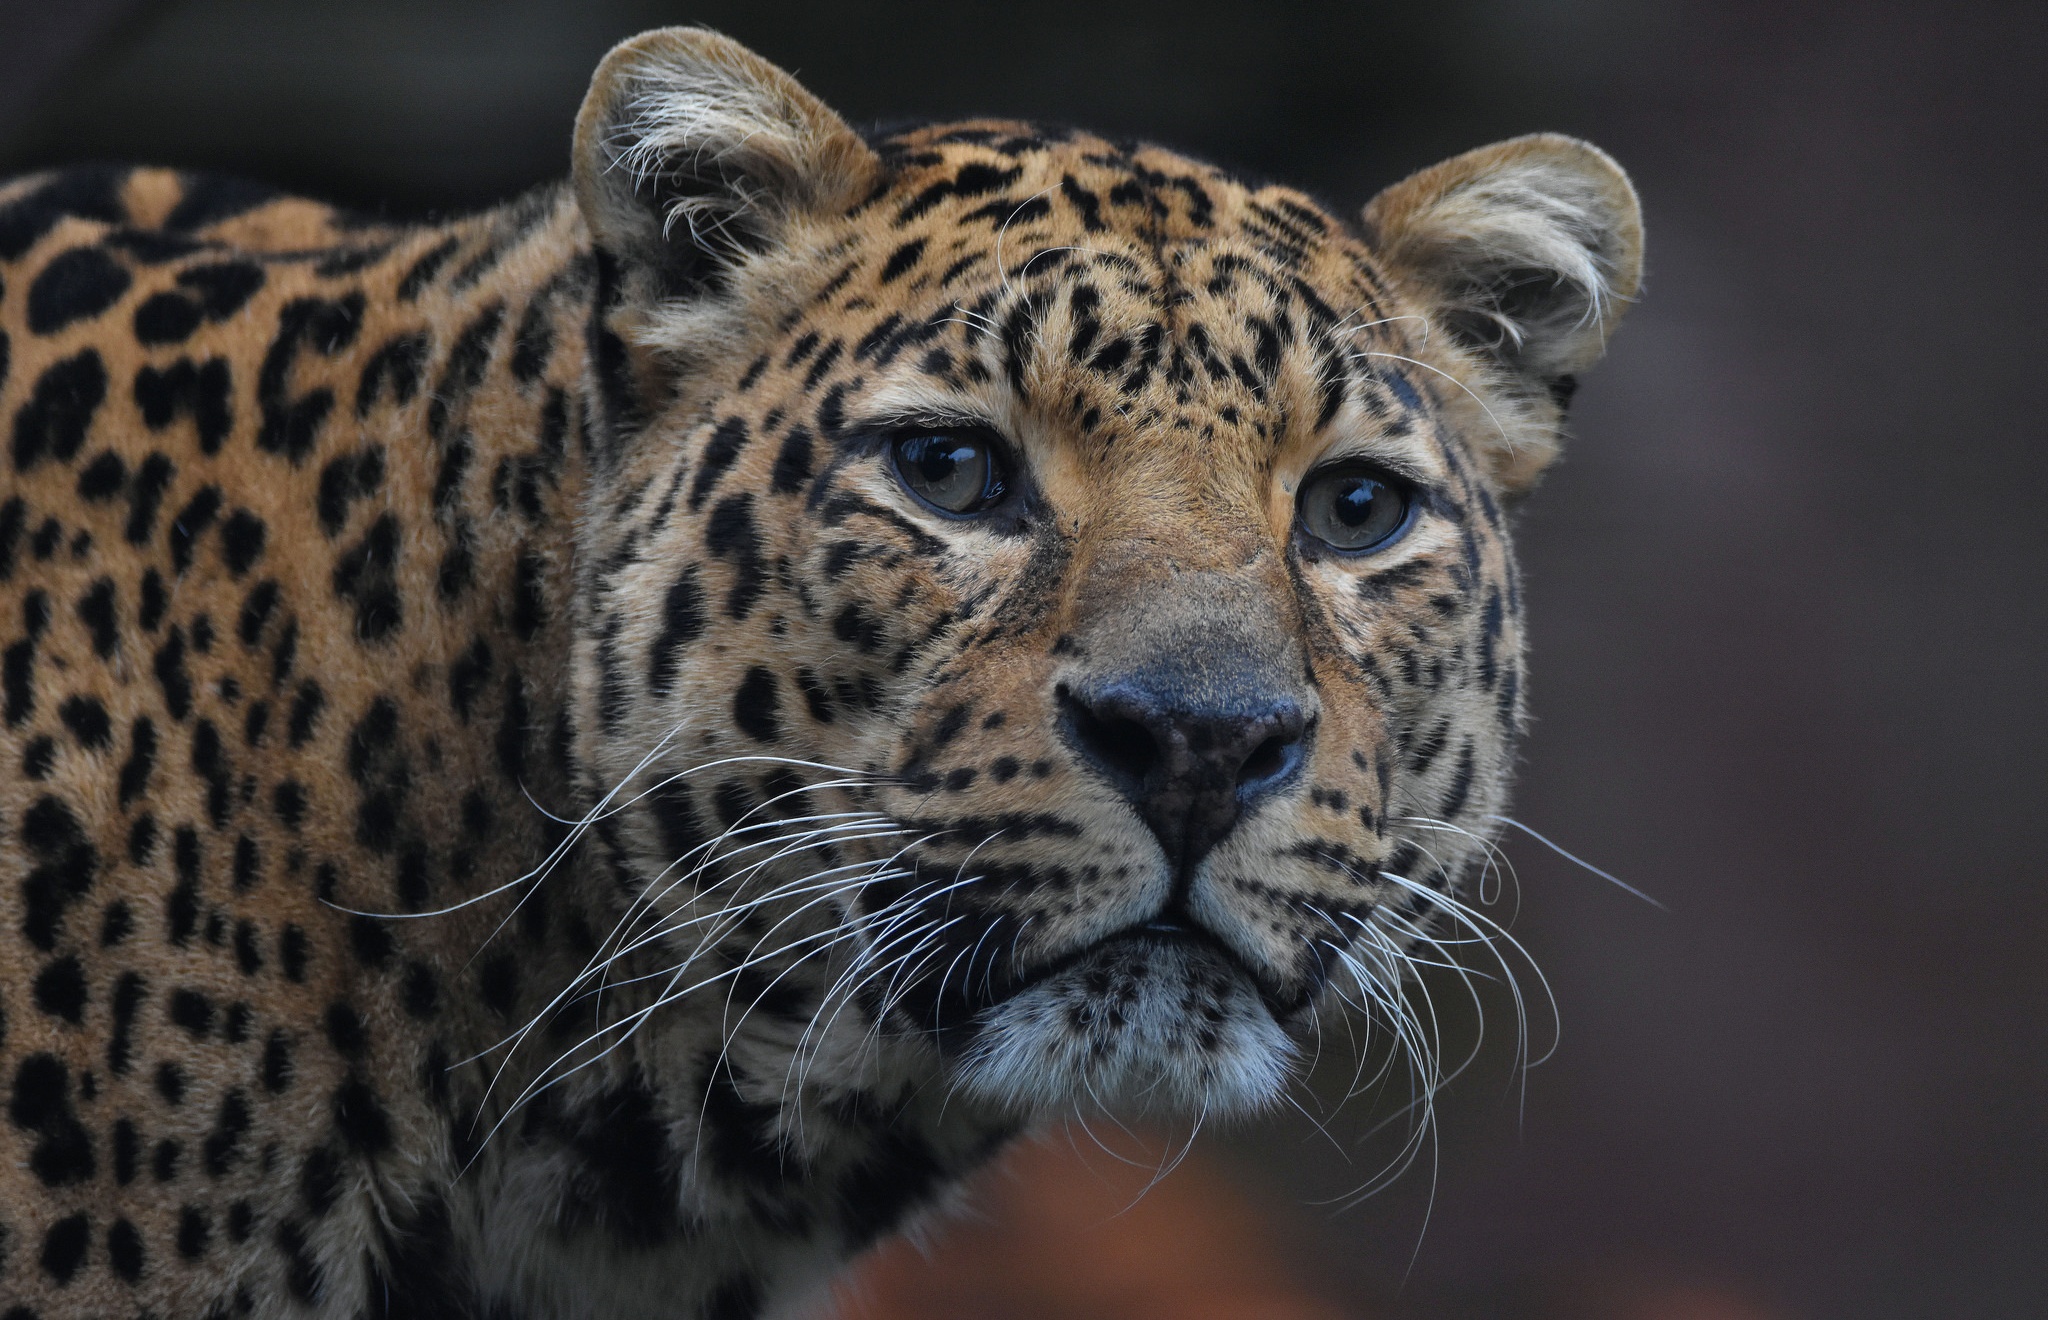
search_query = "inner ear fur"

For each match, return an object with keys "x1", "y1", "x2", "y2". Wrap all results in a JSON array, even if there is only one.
[
  {"x1": 1365, "y1": 134, "x2": 1643, "y2": 490},
  {"x1": 572, "y1": 27, "x2": 881, "y2": 298}
]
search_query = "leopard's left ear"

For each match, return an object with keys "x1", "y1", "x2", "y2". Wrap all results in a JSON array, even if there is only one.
[
  {"x1": 1364, "y1": 135, "x2": 1642, "y2": 481},
  {"x1": 572, "y1": 27, "x2": 881, "y2": 298}
]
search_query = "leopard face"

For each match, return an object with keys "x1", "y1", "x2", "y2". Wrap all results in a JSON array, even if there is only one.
[{"x1": 568, "y1": 31, "x2": 1643, "y2": 1120}]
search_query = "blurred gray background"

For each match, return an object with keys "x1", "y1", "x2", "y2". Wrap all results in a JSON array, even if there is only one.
[{"x1": 6, "y1": 2, "x2": 2044, "y2": 1317}]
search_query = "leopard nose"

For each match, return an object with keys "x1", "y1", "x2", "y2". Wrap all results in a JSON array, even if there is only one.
[{"x1": 1057, "y1": 680, "x2": 1311, "y2": 874}]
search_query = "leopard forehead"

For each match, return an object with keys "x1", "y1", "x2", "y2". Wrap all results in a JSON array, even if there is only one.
[{"x1": 623, "y1": 123, "x2": 1418, "y2": 489}]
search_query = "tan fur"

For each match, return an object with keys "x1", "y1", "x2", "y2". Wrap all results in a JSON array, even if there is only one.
[{"x1": 0, "y1": 28, "x2": 1638, "y2": 1318}]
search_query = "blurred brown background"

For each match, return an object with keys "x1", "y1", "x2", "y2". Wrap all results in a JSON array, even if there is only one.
[{"x1": 6, "y1": 2, "x2": 2043, "y2": 1316}]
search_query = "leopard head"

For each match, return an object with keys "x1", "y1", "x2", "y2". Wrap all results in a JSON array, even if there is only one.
[{"x1": 562, "y1": 29, "x2": 1642, "y2": 1119}]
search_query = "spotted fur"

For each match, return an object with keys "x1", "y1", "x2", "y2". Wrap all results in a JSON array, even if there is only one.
[{"x1": 0, "y1": 28, "x2": 1641, "y2": 1319}]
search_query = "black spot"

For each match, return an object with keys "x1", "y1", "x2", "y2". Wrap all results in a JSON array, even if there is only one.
[
  {"x1": 278, "y1": 1218, "x2": 325, "y2": 1301},
  {"x1": 299, "y1": 1137, "x2": 339, "y2": 1211},
  {"x1": 686, "y1": 415, "x2": 749, "y2": 512},
  {"x1": 20, "y1": 734, "x2": 55, "y2": 778},
  {"x1": 770, "y1": 426, "x2": 814, "y2": 494},
  {"x1": 40, "y1": 1211, "x2": 91, "y2": 1283},
  {"x1": 20, "y1": 793, "x2": 98, "y2": 952},
  {"x1": 179, "y1": 260, "x2": 265, "y2": 317},
  {"x1": 479, "y1": 953, "x2": 519, "y2": 1016},
  {"x1": 149, "y1": 626, "x2": 193, "y2": 721},
  {"x1": 73, "y1": 576, "x2": 117, "y2": 658},
  {"x1": 325, "y1": 1002, "x2": 367, "y2": 1058},
  {"x1": 203, "y1": 1090, "x2": 251, "y2": 1175},
  {"x1": 427, "y1": 302, "x2": 505, "y2": 439},
  {"x1": 164, "y1": 825, "x2": 201, "y2": 946},
  {"x1": 164, "y1": 174, "x2": 278, "y2": 230},
  {"x1": 105, "y1": 972, "x2": 146, "y2": 1079},
  {"x1": 11, "y1": 1052, "x2": 97, "y2": 1189},
  {"x1": 32, "y1": 957, "x2": 86, "y2": 1024},
  {"x1": 332, "y1": 512, "x2": 403, "y2": 642},
  {"x1": 287, "y1": 680, "x2": 325, "y2": 746},
  {"x1": 166, "y1": 484, "x2": 222, "y2": 574},
  {"x1": 170, "y1": 987, "x2": 216, "y2": 1038},
  {"x1": 125, "y1": 815, "x2": 156, "y2": 866},
  {"x1": 733, "y1": 667, "x2": 782, "y2": 743},
  {"x1": 355, "y1": 331, "x2": 429, "y2": 416},
  {"x1": 402, "y1": 962, "x2": 440, "y2": 1019},
  {"x1": 261, "y1": 1030, "x2": 295, "y2": 1093},
  {"x1": 134, "y1": 356, "x2": 233, "y2": 454},
  {"x1": 108, "y1": 1216, "x2": 144, "y2": 1281},
  {"x1": 1438, "y1": 740, "x2": 1478, "y2": 819},
  {"x1": 511, "y1": 551, "x2": 546, "y2": 641},
  {"x1": 2, "y1": 591, "x2": 49, "y2": 726},
  {"x1": 271, "y1": 617, "x2": 299, "y2": 684},
  {"x1": 399, "y1": 234, "x2": 461, "y2": 299},
  {"x1": 495, "y1": 671, "x2": 530, "y2": 785},
  {"x1": 333, "y1": 1075, "x2": 393, "y2": 1154},
  {"x1": 0, "y1": 496, "x2": 24, "y2": 580},
  {"x1": 55, "y1": 693, "x2": 109, "y2": 751},
  {"x1": 317, "y1": 446, "x2": 386, "y2": 535},
  {"x1": 273, "y1": 779, "x2": 308, "y2": 828},
  {"x1": 448, "y1": 638, "x2": 492, "y2": 722},
  {"x1": 112, "y1": 1115, "x2": 140, "y2": 1183},
  {"x1": 219, "y1": 509, "x2": 266, "y2": 575},
  {"x1": 539, "y1": 1082, "x2": 685, "y2": 1248},
  {"x1": 256, "y1": 294, "x2": 365, "y2": 462},
  {"x1": 706, "y1": 493, "x2": 767, "y2": 620},
  {"x1": 646, "y1": 567, "x2": 706, "y2": 698},
  {"x1": 235, "y1": 581, "x2": 280, "y2": 646},
  {"x1": 177, "y1": 1204, "x2": 210, "y2": 1258},
  {"x1": 75, "y1": 449, "x2": 125, "y2": 501},
  {"x1": 880, "y1": 237, "x2": 926, "y2": 283},
  {"x1": 349, "y1": 914, "x2": 394, "y2": 969},
  {"x1": 832, "y1": 601, "x2": 884, "y2": 653},
  {"x1": 121, "y1": 455, "x2": 175, "y2": 549},
  {"x1": 134, "y1": 290, "x2": 203, "y2": 344},
  {"x1": 11, "y1": 349, "x2": 107, "y2": 471},
  {"x1": 511, "y1": 296, "x2": 557, "y2": 382},
  {"x1": 190, "y1": 717, "x2": 233, "y2": 827},
  {"x1": 28, "y1": 245, "x2": 131, "y2": 334}
]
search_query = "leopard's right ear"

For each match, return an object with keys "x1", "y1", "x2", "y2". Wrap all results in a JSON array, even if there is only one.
[{"x1": 572, "y1": 27, "x2": 880, "y2": 299}]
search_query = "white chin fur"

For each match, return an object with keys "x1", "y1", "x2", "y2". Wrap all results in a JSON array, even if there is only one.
[{"x1": 947, "y1": 937, "x2": 1297, "y2": 1119}]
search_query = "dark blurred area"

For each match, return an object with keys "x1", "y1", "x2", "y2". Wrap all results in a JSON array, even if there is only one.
[{"x1": 7, "y1": 2, "x2": 2044, "y2": 1316}]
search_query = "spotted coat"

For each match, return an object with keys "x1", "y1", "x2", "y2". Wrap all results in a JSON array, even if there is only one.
[{"x1": 0, "y1": 28, "x2": 1641, "y2": 1320}]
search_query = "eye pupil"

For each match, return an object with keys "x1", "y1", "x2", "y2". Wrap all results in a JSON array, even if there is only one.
[
  {"x1": 893, "y1": 432, "x2": 1003, "y2": 515},
  {"x1": 1298, "y1": 465, "x2": 1413, "y2": 552},
  {"x1": 1334, "y1": 477, "x2": 1382, "y2": 525}
]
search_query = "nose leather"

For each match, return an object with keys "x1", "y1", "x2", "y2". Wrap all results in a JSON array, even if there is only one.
[{"x1": 1060, "y1": 679, "x2": 1310, "y2": 875}]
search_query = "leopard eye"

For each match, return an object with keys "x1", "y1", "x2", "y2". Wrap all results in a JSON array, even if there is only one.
[
  {"x1": 890, "y1": 430, "x2": 1007, "y2": 517},
  {"x1": 1297, "y1": 464, "x2": 1415, "y2": 553}
]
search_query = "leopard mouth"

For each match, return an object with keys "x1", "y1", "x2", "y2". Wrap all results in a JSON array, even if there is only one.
[
  {"x1": 927, "y1": 919, "x2": 1307, "y2": 1117},
  {"x1": 877, "y1": 911, "x2": 1313, "y2": 1054}
]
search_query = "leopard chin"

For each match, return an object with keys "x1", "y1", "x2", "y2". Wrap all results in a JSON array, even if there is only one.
[{"x1": 946, "y1": 929, "x2": 1301, "y2": 1118}]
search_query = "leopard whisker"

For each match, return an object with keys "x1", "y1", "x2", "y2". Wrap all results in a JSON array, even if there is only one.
[{"x1": 1483, "y1": 813, "x2": 1665, "y2": 910}]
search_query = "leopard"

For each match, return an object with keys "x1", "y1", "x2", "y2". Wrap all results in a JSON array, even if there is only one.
[{"x1": 0, "y1": 26, "x2": 1642, "y2": 1320}]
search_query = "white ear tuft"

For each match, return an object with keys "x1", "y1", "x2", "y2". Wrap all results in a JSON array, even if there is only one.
[
  {"x1": 572, "y1": 27, "x2": 879, "y2": 294},
  {"x1": 1365, "y1": 134, "x2": 1643, "y2": 384}
]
